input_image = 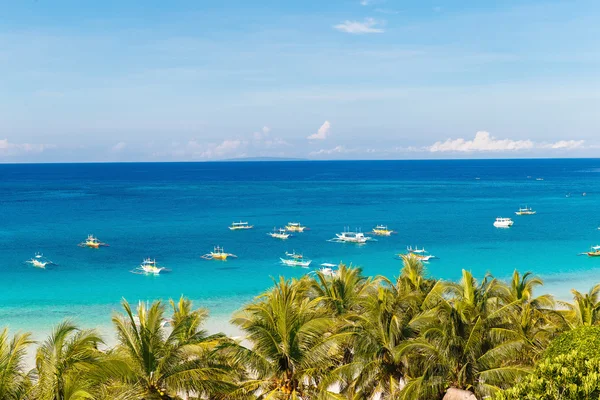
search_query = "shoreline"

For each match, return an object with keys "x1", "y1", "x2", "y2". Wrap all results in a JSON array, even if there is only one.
[{"x1": 4, "y1": 267, "x2": 596, "y2": 369}]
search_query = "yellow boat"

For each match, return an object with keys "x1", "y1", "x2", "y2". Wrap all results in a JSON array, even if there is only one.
[
  {"x1": 78, "y1": 234, "x2": 108, "y2": 248},
  {"x1": 372, "y1": 225, "x2": 394, "y2": 236},
  {"x1": 202, "y1": 246, "x2": 237, "y2": 261},
  {"x1": 588, "y1": 246, "x2": 600, "y2": 257},
  {"x1": 285, "y1": 222, "x2": 307, "y2": 232}
]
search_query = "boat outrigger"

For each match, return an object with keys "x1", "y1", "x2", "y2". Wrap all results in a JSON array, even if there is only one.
[
  {"x1": 515, "y1": 206, "x2": 536, "y2": 216},
  {"x1": 401, "y1": 246, "x2": 436, "y2": 262},
  {"x1": 285, "y1": 222, "x2": 308, "y2": 232},
  {"x1": 201, "y1": 246, "x2": 237, "y2": 261},
  {"x1": 280, "y1": 251, "x2": 312, "y2": 267},
  {"x1": 25, "y1": 253, "x2": 54, "y2": 269},
  {"x1": 131, "y1": 258, "x2": 168, "y2": 275},
  {"x1": 268, "y1": 228, "x2": 290, "y2": 240},
  {"x1": 78, "y1": 234, "x2": 109, "y2": 248},
  {"x1": 493, "y1": 218, "x2": 514, "y2": 228},
  {"x1": 371, "y1": 225, "x2": 394, "y2": 236},
  {"x1": 329, "y1": 229, "x2": 373, "y2": 244},
  {"x1": 229, "y1": 221, "x2": 253, "y2": 230}
]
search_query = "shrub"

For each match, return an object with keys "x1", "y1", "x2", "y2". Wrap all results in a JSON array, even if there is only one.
[
  {"x1": 495, "y1": 350, "x2": 600, "y2": 400},
  {"x1": 543, "y1": 326, "x2": 600, "y2": 360}
]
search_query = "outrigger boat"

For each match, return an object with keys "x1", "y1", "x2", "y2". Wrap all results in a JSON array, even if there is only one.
[
  {"x1": 280, "y1": 251, "x2": 312, "y2": 267},
  {"x1": 201, "y1": 246, "x2": 237, "y2": 261},
  {"x1": 317, "y1": 263, "x2": 338, "y2": 277},
  {"x1": 268, "y1": 228, "x2": 290, "y2": 240},
  {"x1": 515, "y1": 206, "x2": 536, "y2": 216},
  {"x1": 229, "y1": 221, "x2": 253, "y2": 230},
  {"x1": 132, "y1": 258, "x2": 168, "y2": 275},
  {"x1": 371, "y1": 225, "x2": 394, "y2": 236},
  {"x1": 25, "y1": 253, "x2": 54, "y2": 269},
  {"x1": 285, "y1": 222, "x2": 308, "y2": 232},
  {"x1": 329, "y1": 229, "x2": 373, "y2": 244},
  {"x1": 78, "y1": 234, "x2": 109, "y2": 248},
  {"x1": 493, "y1": 217, "x2": 514, "y2": 228},
  {"x1": 402, "y1": 246, "x2": 436, "y2": 262},
  {"x1": 586, "y1": 246, "x2": 600, "y2": 257}
]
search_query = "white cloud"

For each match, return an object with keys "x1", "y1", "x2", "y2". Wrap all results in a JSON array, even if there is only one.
[
  {"x1": 162, "y1": 125, "x2": 289, "y2": 160},
  {"x1": 543, "y1": 140, "x2": 584, "y2": 150},
  {"x1": 307, "y1": 121, "x2": 331, "y2": 140},
  {"x1": 333, "y1": 18, "x2": 384, "y2": 34},
  {"x1": 430, "y1": 131, "x2": 534, "y2": 152},
  {"x1": 429, "y1": 131, "x2": 585, "y2": 153},
  {"x1": 111, "y1": 141, "x2": 127, "y2": 152},
  {"x1": 213, "y1": 139, "x2": 244, "y2": 156},
  {"x1": 0, "y1": 138, "x2": 53, "y2": 155},
  {"x1": 253, "y1": 126, "x2": 271, "y2": 140},
  {"x1": 309, "y1": 145, "x2": 348, "y2": 156},
  {"x1": 360, "y1": 0, "x2": 371, "y2": 5}
]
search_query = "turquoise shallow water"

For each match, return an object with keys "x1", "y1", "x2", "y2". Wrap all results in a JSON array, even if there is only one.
[{"x1": 1, "y1": 159, "x2": 600, "y2": 335}]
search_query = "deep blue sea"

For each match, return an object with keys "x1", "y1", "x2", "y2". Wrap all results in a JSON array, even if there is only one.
[{"x1": 1, "y1": 159, "x2": 600, "y2": 336}]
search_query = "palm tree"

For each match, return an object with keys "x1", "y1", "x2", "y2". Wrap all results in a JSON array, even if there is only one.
[
  {"x1": 309, "y1": 263, "x2": 371, "y2": 318},
  {"x1": 33, "y1": 321, "x2": 106, "y2": 400},
  {"x1": 230, "y1": 276, "x2": 339, "y2": 399},
  {"x1": 307, "y1": 264, "x2": 377, "y2": 396},
  {"x1": 498, "y1": 270, "x2": 563, "y2": 363},
  {"x1": 323, "y1": 256, "x2": 436, "y2": 399},
  {"x1": 399, "y1": 270, "x2": 527, "y2": 400},
  {"x1": 111, "y1": 297, "x2": 234, "y2": 400},
  {"x1": 0, "y1": 329, "x2": 34, "y2": 400},
  {"x1": 508, "y1": 270, "x2": 544, "y2": 303},
  {"x1": 561, "y1": 284, "x2": 600, "y2": 327}
]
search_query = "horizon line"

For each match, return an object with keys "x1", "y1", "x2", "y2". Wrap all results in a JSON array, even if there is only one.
[{"x1": 1, "y1": 156, "x2": 599, "y2": 166}]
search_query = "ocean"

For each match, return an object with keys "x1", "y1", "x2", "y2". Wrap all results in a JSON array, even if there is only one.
[{"x1": 1, "y1": 159, "x2": 599, "y2": 338}]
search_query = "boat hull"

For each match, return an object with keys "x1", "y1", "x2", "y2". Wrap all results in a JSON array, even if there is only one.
[{"x1": 280, "y1": 258, "x2": 311, "y2": 267}]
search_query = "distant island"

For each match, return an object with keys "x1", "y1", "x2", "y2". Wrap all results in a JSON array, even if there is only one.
[{"x1": 218, "y1": 156, "x2": 308, "y2": 162}]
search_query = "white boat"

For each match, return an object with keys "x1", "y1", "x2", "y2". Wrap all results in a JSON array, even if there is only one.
[
  {"x1": 268, "y1": 228, "x2": 290, "y2": 240},
  {"x1": 280, "y1": 258, "x2": 312, "y2": 267},
  {"x1": 493, "y1": 217, "x2": 514, "y2": 228},
  {"x1": 404, "y1": 246, "x2": 435, "y2": 261},
  {"x1": 515, "y1": 206, "x2": 536, "y2": 216},
  {"x1": 132, "y1": 258, "x2": 167, "y2": 275},
  {"x1": 536, "y1": 178, "x2": 544, "y2": 181},
  {"x1": 330, "y1": 229, "x2": 373, "y2": 244},
  {"x1": 26, "y1": 253, "x2": 54, "y2": 269},
  {"x1": 317, "y1": 263, "x2": 338, "y2": 277},
  {"x1": 280, "y1": 250, "x2": 311, "y2": 267},
  {"x1": 229, "y1": 221, "x2": 253, "y2": 230}
]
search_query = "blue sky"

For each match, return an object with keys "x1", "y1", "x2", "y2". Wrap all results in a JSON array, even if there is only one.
[{"x1": 0, "y1": 0, "x2": 598, "y2": 162}]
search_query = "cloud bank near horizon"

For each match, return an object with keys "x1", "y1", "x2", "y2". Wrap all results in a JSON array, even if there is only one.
[{"x1": 429, "y1": 131, "x2": 585, "y2": 153}]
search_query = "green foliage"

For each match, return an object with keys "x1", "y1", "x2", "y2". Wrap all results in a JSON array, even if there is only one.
[
  {"x1": 4, "y1": 262, "x2": 600, "y2": 400},
  {"x1": 0, "y1": 329, "x2": 33, "y2": 400},
  {"x1": 544, "y1": 326, "x2": 600, "y2": 360},
  {"x1": 495, "y1": 350, "x2": 600, "y2": 400}
]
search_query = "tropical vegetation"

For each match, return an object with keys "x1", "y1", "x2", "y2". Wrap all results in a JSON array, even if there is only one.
[{"x1": 1, "y1": 256, "x2": 600, "y2": 399}]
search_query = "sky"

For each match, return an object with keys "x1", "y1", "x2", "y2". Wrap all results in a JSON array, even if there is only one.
[{"x1": 0, "y1": 0, "x2": 599, "y2": 162}]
